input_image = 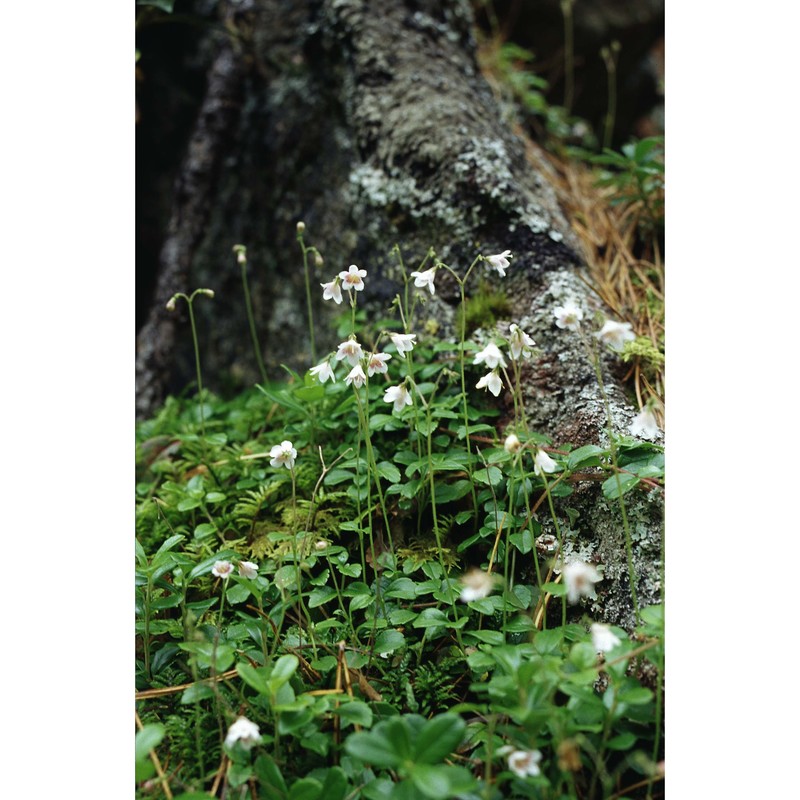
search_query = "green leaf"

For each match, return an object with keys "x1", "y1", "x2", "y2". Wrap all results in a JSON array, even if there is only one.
[
  {"x1": 318, "y1": 767, "x2": 347, "y2": 800},
  {"x1": 386, "y1": 578, "x2": 418, "y2": 599},
  {"x1": 153, "y1": 533, "x2": 185, "y2": 565},
  {"x1": 369, "y1": 413, "x2": 400, "y2": 431},
  {"x1": 607, "y1": 731, "x2": 638, "y2": 750},
  {"x1": 640, "y1": 603, "x2": 664, "y2": 628},
  {"x1": 463, "y1": 629, "x2": 504, "y2": 646},
  {"x1": 193, "y1": 522, "x2": 217, "y2": 541},
  {"x1": 415, "y1": 418, "x2": 437, "y2": 437},
  {"x1": 254, "y1": 754, "x2": 288, "y2": 795},
  {"x1": 413, "y1": 714, "x2": 465, "y2": 764},
  {"x1": 473, "y1": 466, "x2": 503, "y2": 486},
  {"x1": 236, "y1": 662, "x2": 271, "y2": 695},
  {"x1": 288, "y1": 777, "x2": 323, "y2": 800},
  {"x1": 228, "y1": 762, "x2": 254, "y2": 788},
  {"x1": 467, "y1": 597, "x2": 495, "y2": 615},
  {"x1": 433, "y1": 479, "x2": 473, "y2": 503},
  {"x1": 376, "y1": 461, "x2": 401, "y2": 483},
  {"x1": 618, "y1": 686, "x2": 653, "y2": 705},
  {"x1": 177, "y1": 497, "x2": 202, "y2": 511},
  {"x1": 174, "y1": 794, "x2": 218, "y2": 800},
  {"x1": 180, "y1": 682, "x2": 215, "y2": 704},
  {"x1": 373, "y1": 629, "x2": 405, "y2": 654},
  {"x1": 412, "y1": 608, "x2": 448, "y2": 628},
  {"x1": 226, "y1": 582, "x2": 250, "y2": 604},
  {"x1": 135, "y1": 724, "x2": 165, "y2": 762},
  {"x1": 349, "y1": 593, "x2": 374, "y2": 612},
  {"x1": 542, "y1": 581, "x2": 567, "y2": 597},
  {"x1": 269, "y1": 654, "x2": 299, "y2": 692},
  {"x1": 309, "y1": 586, "x2": 337, "y2": 608},
  {"x1": 294, "y1": 385, "x2": 326, "y2": 403},
  {"x1": 324, "y1": 468, "x2": 354, "y2": 486},
  {"x1": 256, "y1": 384, "x2": 307, "y2": 416},
  {"x1": 344, "y1": 730, "x2": 402, "y2": 768},
  {"x1": 331, "y1": 700, "x2": 373, "y2": 728},
  {"x1": 602, "y1": 472, "x2": 641, "y2": 500},
  {"x1": 410, "y1": 764, "x2": 452, "y2": 798},
  {"x1": 567, "y1": 444, "x2": 607, "y2": 470}
]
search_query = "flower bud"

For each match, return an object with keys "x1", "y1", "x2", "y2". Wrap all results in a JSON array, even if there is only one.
[
  {"x1": 165, "y1": 296, "x2": 177, "y2": 312},
  {"x1": 314, "y1": 252, "x2": 324, "y2": 268},
  {"x1": 504, "y1": 433, "x2": 522, "y2": 454},
  {"x1": 296, "y1": 221, "x2": 306, "y2": 234},
  {"x1": 233, "y1": 244, "x2": 247, "y2": 265},
  {"x1": 199, "y1": 289, "x2": 215, "y2": 298}
]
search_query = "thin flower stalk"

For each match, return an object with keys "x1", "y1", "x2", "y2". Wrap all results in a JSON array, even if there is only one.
[
  {"x1": 535, "y1": 457, "x2": 567, "y2": 628},
  {"x1": 351, "y1": 376, "x2": 395, "y2": 560},
  {"x1": 579, "y1": 328, "x2": 641, "y2": 622},
  {"x1": 296, "y1": 222, "x2": 318, "y2": 364},
  {"x1": 412, "y1": 381, "x2": 465, "y2": 656},
  {"x1": 437, "y1": 255, "x2": 484, "y2": 527},
  {"x1": 165, "y1": 288, "x2": 215, "y2": 468},
  {"x1": 234, "y1": 245, "x2": 268, "y2": 384}
]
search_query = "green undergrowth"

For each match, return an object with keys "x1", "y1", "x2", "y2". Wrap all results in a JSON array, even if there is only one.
[{"x1": 136, "y1": 244, "x2": 664, "y2": 799}]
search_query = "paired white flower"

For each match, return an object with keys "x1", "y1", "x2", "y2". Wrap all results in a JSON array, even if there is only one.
[
  {"x1": 238, "y1": 561, "x2": 259, "y2": 580},
  {"x1": 562, "y1": 560, "x2": 602, "y2": 604},
  {"x1": 410, "y1": 267, "x2": 437, "y2": 295},
  {"x1": 339, "y1": 264, "x2": 367, "y2": 292},
  {"x1": 224, "y1": 717, "x2": 262, "y2": 751},
  {"x1": 507, "y1": 748, "x2": 542, "y2": 778},
  {"x1": 533, "y1": 448, "x2": 558, "y2": 476},
  {"x1": 629, "y1": 406, "x2": 660, "y2": 440},
  {"x1": 335, "y1": 338, "x2": 364, "y2": 366},
  {"x1": 345, "y1": 363, "x2": 367, "y2": 388},
  {"x1": 595, "y1": 319, "x2": 635, "y2": 352},
  {"x1": 384, "y1": 384, "x2": 412, "y2": 414},
  {"x1": 309, "y1": 360, "x2": 336, "y2": 383},
  {"x1": 269, "y1": 440, "x2": 297, "y2": 470},
  {"x1": 590, "y1": 622, "x2": 622, "y2": 654},
  {"x1": 320, "y1": 278, "x2": 343, "y2": 305},
  {"x1": 508, "y1": 324, "x2": 535, "y2": 361},
  {"x1": 390, "y1": 332, "x2": 417, "y2": 356},
  {"x1": 504, "y1": 433, "x2": 522, "y2": 455},
  {"x1": 553, "y1": 302, "x2": 584, "y2": 330},
  {"x1": 211, "y1": 560, "x2": 234, "y2": 579},
  {"x1": 473, "y1": 342, "x2": 507, "y2": 370},
  {"x1": 366, "y1": 352, "x2": 392, "y2": 376},
  {"x1": 476, "y1": 370, "x2": 503, "y2": 397},
  {"x1": 485, "y1": 250, "x2": 512, "y2": 277},
  {"x1": 459, "y1": 569, "x2": 496, "y2": 603}
]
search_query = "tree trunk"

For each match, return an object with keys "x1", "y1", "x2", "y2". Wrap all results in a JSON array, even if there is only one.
[{"x1": 136, "y1": 0, "x2": 663, "y2": 630}]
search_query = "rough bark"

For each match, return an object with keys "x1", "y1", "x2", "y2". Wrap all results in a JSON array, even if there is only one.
[
  {"x1": 135, "y1": 1, "x2": 247, "y2": 418},
  {"x1": 136, "y1": 0, "x2": 663, "y2": 629}
]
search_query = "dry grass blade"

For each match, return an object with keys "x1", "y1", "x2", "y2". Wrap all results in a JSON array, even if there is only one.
[
  {"x1": 546, "y1": 153, "x2": 665, "y2": 422},
  {"x1": 135, "y1": 709, "x2": 174, "y2": 800}
]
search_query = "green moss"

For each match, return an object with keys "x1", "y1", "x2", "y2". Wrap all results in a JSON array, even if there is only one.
[
  {"x1": 621, "y1": 336, "x2": 665, "y2": 368},
  {"x1": 461, "y1": 281, "x2": 512, "y2": 336}
]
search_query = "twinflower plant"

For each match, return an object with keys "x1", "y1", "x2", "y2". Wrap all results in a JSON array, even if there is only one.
[{"x1": 136, "y1": 225, "x2": 665, "y2": 800}]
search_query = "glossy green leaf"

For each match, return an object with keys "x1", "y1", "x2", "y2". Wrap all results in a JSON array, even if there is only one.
[
  {"x1": 288, "y1": 777, "x2": 323, "y2": 800},
  {"x1": 413, "y1": 714, "x2": 465, "y2": 763},
  {"x1": 331, "y1": 700, "x2": 373, "y2": 728},
  {"x1": 344, "y1": 730, "x2": 402, "y2": 768},
  {"x1": 602, "y1": 472, "x2": 641, "y2": 500},
  {"x1": 135, "y1": 724, "x2": 165, "y2": 762}
]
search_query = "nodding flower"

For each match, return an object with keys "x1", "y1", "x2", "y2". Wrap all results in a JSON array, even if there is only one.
[{"x1": 339, "y1": 264, "x2": 367, "y2": 292}]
